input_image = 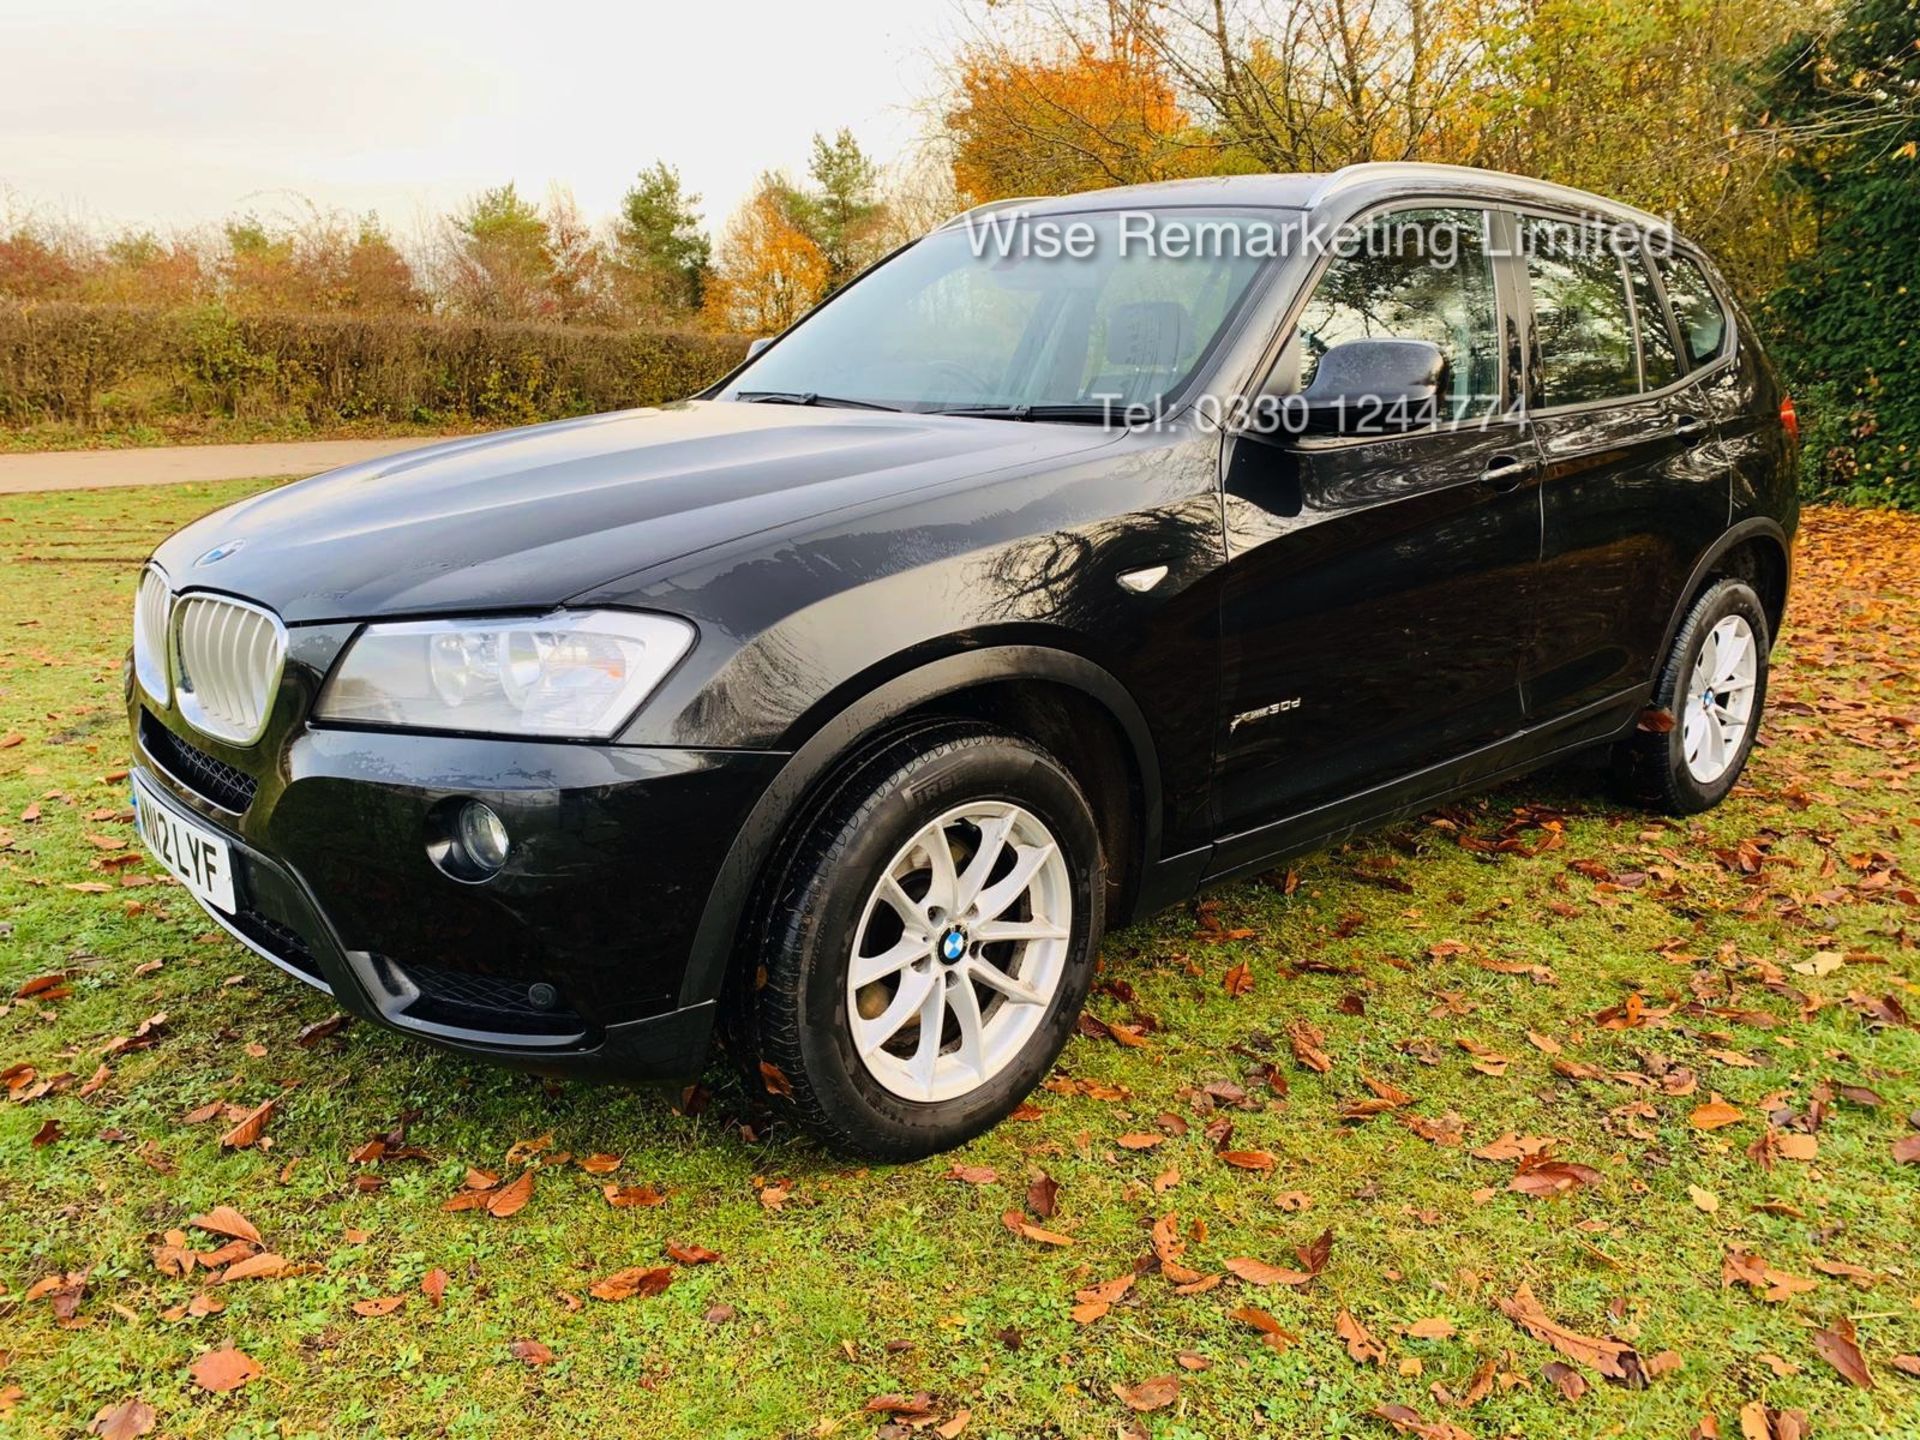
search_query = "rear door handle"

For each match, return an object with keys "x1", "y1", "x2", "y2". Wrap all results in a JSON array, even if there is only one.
[
  {"x1": 1674, "y1": 415, "x2": 1709, "y2": 445},
  {"x1": 1480, "y1": 454, "x2": 1531, "y2": 492}
]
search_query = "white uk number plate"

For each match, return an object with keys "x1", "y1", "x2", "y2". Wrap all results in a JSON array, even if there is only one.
[{"x1": 133, "y1": 776, "x2": 236, "y2": 914}]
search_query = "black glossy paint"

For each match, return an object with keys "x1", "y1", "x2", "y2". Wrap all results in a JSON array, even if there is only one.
[{"x1": 128, "y1": 164, "x2": 1799, "y2": 1086}]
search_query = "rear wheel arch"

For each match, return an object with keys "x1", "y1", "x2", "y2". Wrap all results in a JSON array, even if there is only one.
[
  {"x1": 676, "y1": 645, "x2": 1160, "y2": 1011},
  {"x1": 1655, "y1": 520, "x2": 1791, "y2": 678}
]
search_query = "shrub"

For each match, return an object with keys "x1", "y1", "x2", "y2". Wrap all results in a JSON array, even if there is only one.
[
  {"x1": 1754, "y1": 0, "x2": 1920, "y2": 507},
  {"x1": 0, "y1": 302, "x2": 747, "y2": 437}
]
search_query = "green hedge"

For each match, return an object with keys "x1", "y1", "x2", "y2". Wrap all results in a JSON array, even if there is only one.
[
  {"x1": 1752, "y1": 0, "x2": 1920, "y2": 508},
  {"x1": 0, "y1": 302, "x2": 748, "y2": 434}
]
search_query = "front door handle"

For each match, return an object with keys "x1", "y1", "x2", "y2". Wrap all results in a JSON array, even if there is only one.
[
  {"x1": 1673, "y1": 414, "x2": 1709, "y2": 445},
  {"x1": 1480, "y1": 454, "x2": 1531, "y2": 492}
]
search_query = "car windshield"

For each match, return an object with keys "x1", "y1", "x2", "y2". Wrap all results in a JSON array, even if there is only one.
[{"x1": 722, "y1": 208, "x2": 1283, "y2": 418}]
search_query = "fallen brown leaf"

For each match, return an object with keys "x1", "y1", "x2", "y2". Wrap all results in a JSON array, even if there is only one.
[
  {"x1": 1026, "y1": 1170, "x2": 1059, "y2": 1218},
  {"x1": 218, "y1": 1100, "x2": 274, "y2": 1149},
  {"x1": 1509, "y1": 1160, "x2": 1604, "y2": 1198},
  {"x1": 1495, "y1": 1283, "x2": 1636, "y2": 1379},
  {"x1": 864, "y1": 1393, "x2": 936, "y2": 1417},
  {"x1": 188, "y1": 1347, "x2": 261, "y2": 1393},
  {"x1": 87, "y1": 1398, "x2": 156, "y2": 1440},
  {"x1": 188, "y1": 1205, "x2": 261, "y2": 1245},
  {"x1": 1542, "y1": 1360, "x2": 1589, "y2": 1401},
  {"x1": 1113, "y1": 1375, "x2": 1180, "y2": 1412},
  {"x1": 1000, "y1": 1209, "x2": 1072, "y2": 1246},
  {"x1": 1336, "y1": 1308, "x2": 1384, "y2": 1365},
  {"x1": 1218, "y1": 1149, "x2": 1276, "y2": 1172},
  {"x1": 1811, "y1": 1316, "x2": 1873, "y2": 1389},
  {"x1": 1739, "y1": 1400, "x2": 1812, "y2": 1440},
  {"x1": 1224, "y1": 1255, "x2": 1314, "y2": 1287},
  {"x1": 217, "y1": 1252, "x2": 287, "y2": 1284},
  {"x1": 1371, "y1": 1403, "x2": 1473, "y2": 1440},
  {"x1": 603, "y1": 1182, "x2": 666, "y2": 1208},
  {"x1": 1288, "y1": 1019, "x2": 1333, "y2": 1073},
  {"x1": 1230, "y1": 1305, "x2": 1296, "y2": 1340},
  {"x1": 1689, "y1": 1097, "x2": 1744, "y2": 1131},
  {"x1": 484, "y1": 1169, "x2": 534, "y2": 1218},
  {"x1": 588, "y1": 1266, "x2": 673, "y2": 1301}
]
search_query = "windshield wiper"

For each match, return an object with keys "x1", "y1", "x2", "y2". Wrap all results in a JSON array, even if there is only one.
[
  {"x1": 924, "y1": 403, "x2": 1122, "y2": 425},
  {"x1": 734, "y1": 390, "x2": 902, "y2": 411}
]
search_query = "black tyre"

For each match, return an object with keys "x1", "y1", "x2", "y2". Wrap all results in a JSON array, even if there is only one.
[
  {"x1": 730, "y1": 722, "x2": 1105, "y2": 1160},
  {"x1": 1618, "y1": 578, "x2": 1770, "y2": 814}
]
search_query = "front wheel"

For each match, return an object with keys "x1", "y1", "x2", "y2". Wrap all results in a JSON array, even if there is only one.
[
  {"x1": 733, "y1": 724, "x2": 1105, "y2": 1160},
  {"x1": 1618, "y1": 578, "x2": 1771, "y2": 814}
]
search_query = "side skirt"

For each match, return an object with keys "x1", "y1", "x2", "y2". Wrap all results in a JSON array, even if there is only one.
[{"x1": 1175, "y1": 687, "x2": 1648, "y2": 895}]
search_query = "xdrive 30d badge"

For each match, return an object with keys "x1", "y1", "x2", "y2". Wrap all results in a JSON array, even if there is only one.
[{"x1": 126, "y1": 163, "x2": 1797, "y2": 1158}]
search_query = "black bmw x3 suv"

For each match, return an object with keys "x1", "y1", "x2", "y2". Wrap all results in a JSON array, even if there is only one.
[{"x1": 126, "y1": 163, "x2": 1797, "y2": 1158}]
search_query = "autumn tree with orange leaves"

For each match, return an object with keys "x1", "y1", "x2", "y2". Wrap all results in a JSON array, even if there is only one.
[
  {"x1": 944, "y1": 0, "x2": 1803, "y2": 293},
  {"x1": 946, "y1": 29, "x2": 1207, "y2": 203},
  {"x1": 702, "y1": 179, "x2": 831, "y2": 335}
]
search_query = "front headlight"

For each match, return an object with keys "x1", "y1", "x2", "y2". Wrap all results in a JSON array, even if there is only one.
[{"x1": 315, "y1": 610, "x2": 695, "y2": 738}]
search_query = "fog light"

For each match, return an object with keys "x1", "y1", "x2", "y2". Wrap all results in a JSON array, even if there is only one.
[{"x1": 456, "y1": 801, "x2": 510, "y2": 874}]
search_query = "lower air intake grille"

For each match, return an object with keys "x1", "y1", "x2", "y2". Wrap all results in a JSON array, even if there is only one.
[
  {"x1": 230, "y1": 908, "x2": 329, "y2": 985},
  {"x1": 140, "y1": 710, "x2": 259, "y2": 813},
  {"x1": 399, "y1": 962, "x2": 584, "y2": 1035}
]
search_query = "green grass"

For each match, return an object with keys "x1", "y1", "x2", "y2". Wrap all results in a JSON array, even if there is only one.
[{"x1": 1, "y1": 486, "x2": 1916, "y2": 1438}]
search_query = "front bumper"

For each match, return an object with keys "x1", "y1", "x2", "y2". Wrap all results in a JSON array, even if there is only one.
[{"x1": 128, "y1": 677, "x2": 783, "y2": 1083}]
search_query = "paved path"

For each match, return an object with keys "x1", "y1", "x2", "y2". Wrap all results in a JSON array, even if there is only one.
[{"x1": 0, "y1": 437, "x2": 458, "y2": 495}]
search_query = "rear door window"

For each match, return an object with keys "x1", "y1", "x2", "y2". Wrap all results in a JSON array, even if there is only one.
[
  {"x1": 1522, "y1": 217, "x2": 1639, "y2": 408},
  {"x1": 1657, "y1": 255, "x2": 1730, "y2": 367}
]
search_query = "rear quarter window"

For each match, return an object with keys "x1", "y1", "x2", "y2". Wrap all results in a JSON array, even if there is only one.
[{"x1": 1657, "y1": 254, "x2": 1731, "y2": 367}]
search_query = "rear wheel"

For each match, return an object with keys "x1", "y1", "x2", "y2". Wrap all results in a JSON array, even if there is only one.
[
  {"x1": 1618, "y1": 578, "x2": 1770, "y2": 814},
  {"x1": 731, "y1": 723, "x2": 1104, "y2": 1159}
]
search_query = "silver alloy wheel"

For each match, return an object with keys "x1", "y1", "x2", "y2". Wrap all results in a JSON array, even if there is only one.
[
  {"x1": 846, "y1": 801, "x2": 1073, "y2": 1103},
  {"x1": 1682, "y1": 614, "x2": 1759, "y2": 784}
]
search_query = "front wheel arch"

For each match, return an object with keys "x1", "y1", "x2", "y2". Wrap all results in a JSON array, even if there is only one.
[{"x1": 675, "y1": 645, "x2": 1161, "y2": 1012}]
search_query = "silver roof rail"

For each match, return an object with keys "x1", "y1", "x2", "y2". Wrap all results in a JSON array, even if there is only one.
[
  {"x1": 936, "y1": 196, "x2": 1051, "y2": 231},
  {"x1": 1305, "y1": 162, "x2": 1669, "y2": 233}
]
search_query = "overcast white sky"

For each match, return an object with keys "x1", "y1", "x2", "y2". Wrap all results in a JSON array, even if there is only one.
[{"x1": 0, "y1": 0, "x2": 958, "y2": 242}]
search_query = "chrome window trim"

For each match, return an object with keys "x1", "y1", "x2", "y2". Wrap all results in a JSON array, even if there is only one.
[
  {"x1": 1509, "y1": 204, "x2": 1735, "y2": 421},
  {"x1": 168, "y1": 591, "x2": 288, "y2": 747}
]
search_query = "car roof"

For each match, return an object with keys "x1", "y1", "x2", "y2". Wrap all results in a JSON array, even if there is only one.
[{"x1": 940, "y1": 162, "x2": 1670, "y2": 237}]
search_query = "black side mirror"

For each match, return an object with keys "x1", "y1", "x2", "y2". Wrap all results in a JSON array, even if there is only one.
[{"x1": 1295, "y1": 338, "x2": 1451, "y2": 436}]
